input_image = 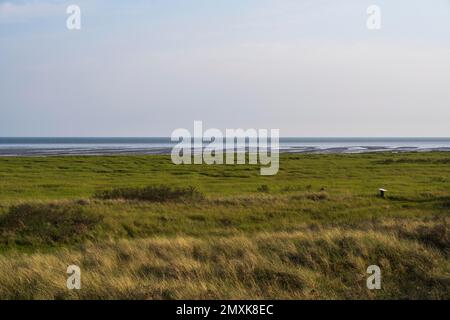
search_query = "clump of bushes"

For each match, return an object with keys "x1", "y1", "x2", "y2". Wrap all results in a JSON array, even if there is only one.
[
  {"x1": 0, "y1": 202, "x2": 103, "y2": 245},
  {"x1": 93, "y1": 185, "x2": 204, "y2": 202}
]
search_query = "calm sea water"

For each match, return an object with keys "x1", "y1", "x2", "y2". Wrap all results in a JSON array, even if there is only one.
[{"x1": 0, "y1": 137, "x2": 449, "y2": 156}]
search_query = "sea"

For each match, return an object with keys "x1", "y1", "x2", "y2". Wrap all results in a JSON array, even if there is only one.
[{"x1": 0, "y1": 137, "x2": 449, "y2": 156}]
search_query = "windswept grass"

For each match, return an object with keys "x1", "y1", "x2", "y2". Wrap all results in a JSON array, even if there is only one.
[{"x1": 0, "y1": 222, "x2": 447, "y2": 299}]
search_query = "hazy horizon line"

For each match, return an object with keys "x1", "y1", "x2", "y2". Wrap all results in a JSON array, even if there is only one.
[{"x1": 1, "y1": 137, "x2": 450, "y2": 140}]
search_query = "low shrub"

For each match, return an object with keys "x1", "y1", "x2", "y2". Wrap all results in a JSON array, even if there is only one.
[
  {"x1": 0, "y1": 202, "x2": 103, "y2": 245},
  {"x1": 93, "y1": 185, "x2": 204, "y2": 202}
]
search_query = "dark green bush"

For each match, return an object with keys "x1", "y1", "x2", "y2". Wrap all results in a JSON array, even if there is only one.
[
  {"x1": 94, "y1": 185, "x2": 204, "y2": 202},
  {"x1": 0, "y1": 203, "x2": 103, "y2": 245}
]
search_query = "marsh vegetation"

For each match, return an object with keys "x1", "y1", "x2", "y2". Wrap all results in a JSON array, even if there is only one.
[{"x1": 0, "y1": 153, "x2": 448, "y2": 299}]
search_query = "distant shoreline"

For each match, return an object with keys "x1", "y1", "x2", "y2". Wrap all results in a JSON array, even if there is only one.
[
  {"x1": 0, "y1": 147, "x2": 450, "y2": 157},
  {"x1": 1, "y1": 137, "x2": 450, "y2": 156}
]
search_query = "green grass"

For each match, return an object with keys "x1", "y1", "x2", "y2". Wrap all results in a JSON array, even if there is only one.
[{"x1": 0, "y1": 153, "x2": 448, "y2": 299}]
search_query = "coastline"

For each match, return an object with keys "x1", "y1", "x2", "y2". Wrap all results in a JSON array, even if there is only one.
[
  {"x1": 0, "y1": 146, "x2": 449, "y2": 157},
  {"x1": 1, "y1": 137, "x2": 450, "y2": 156}
]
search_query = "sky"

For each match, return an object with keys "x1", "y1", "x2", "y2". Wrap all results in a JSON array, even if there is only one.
[{"x1": 1, "y1": 0, "x2": 450, "y2": 137}]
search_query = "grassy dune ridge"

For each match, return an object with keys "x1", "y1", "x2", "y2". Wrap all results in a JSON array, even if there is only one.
[{"x1": 0, "y1": 153, "x2": 448, "y2": 299}]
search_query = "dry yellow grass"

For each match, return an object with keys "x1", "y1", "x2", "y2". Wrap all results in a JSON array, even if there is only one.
[{"x1": 0, "y1": 219, "x2": 448, "y2": 300}]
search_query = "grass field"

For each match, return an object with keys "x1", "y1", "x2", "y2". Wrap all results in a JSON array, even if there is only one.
[{"x1": 0, "y1": 152, "x2": 448, "y2": 299}]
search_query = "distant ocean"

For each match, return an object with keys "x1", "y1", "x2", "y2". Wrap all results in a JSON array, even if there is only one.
[{"x1": 0, "y1": 138, "x2": 449, "y2": 156}]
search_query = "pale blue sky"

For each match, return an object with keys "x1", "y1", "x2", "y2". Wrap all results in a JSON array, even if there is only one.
[{"x1": 1, "y1": 0, "x2": 450, "y2": 136}]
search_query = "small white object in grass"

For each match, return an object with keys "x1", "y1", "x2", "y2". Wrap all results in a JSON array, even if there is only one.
[{"x1": 379, "y1": 188, "x2": 387, "y2": 198}]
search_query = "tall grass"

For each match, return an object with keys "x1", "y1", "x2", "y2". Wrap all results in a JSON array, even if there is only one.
[{"x1": 0, "y1": 222, "x2": 447, "y2": 299}]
